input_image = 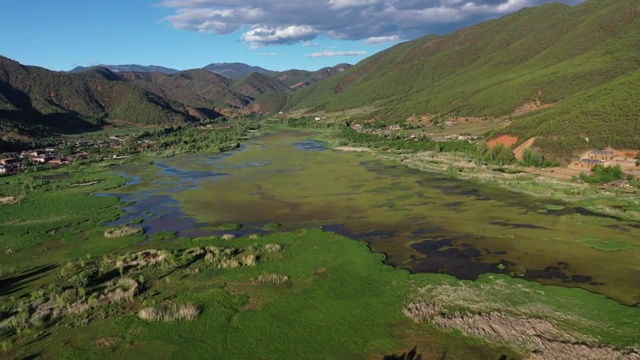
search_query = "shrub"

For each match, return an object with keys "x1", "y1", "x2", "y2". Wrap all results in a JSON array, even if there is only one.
[
  {"x1": 99, "y1": 278, "x2": 138, "y2": 304},
  {"x1": 579, "y1": 164, "x2": 626, "y2": 184},
  {"x1": 241, "y1": 254, "x2": 258, "y2": 267},
  {"x1": 138, "y1": 303, "x2": 200, "y2": 322},
  {"x1": 104, "y1": 226, "x2": 144, "y2": 238},
  {"x1": 218, "y1": 259, "x2": 240, "y2": 269},
  {"x1": 251, "y1": 273, "x2": 289, "y2": 285},
  {"x1": 264, "y1": 244, "x2": 283, "y2": 253}
]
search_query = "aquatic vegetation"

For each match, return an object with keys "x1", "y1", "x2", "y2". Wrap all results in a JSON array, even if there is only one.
[
  {"x1": 544, "y1": 204, "x2": 565, "y2": 211},
  {"x1": 577, "y1": 237, "x2": 635, "y2": 252},
  {"x1": 264, "y1": 222, "x2": 281, "y2": 230},
  {"x1": 150, "y1": 231, "x2": 178, "y2": 241},
  {"x1": 106, "y1": 131, "x2": 640, "y2": 304},
  {"x1": 215, "y1": 223, "x2": 244, "y2": 231}
]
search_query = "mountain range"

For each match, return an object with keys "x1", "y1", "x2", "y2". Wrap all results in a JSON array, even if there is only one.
[
  {"x1": 70, "y1": 64, "x2": 181, "y2": 75},
  {"x1": 0, "y1": 59, "x2": 351, "y2": 143},
  {"x1": 1, "y1": 0, "x2": 639, "y2": 159}
]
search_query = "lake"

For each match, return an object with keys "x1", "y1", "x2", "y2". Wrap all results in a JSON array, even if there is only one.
[{"x1": 106, "y1": 130, "x2": 640, "y2": 305}]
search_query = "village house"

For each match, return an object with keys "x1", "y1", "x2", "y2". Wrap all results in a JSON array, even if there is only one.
[
  {"x1": 587, "y1": 150, "x2": 614, "y2": 161},
  {"x1": 0, "y1": 163, "x2": 19, "y2": 175},
  {"x1": 21, "y1": 150, "x2": 42, "y2": 158},
  {"x1": 48, "y1": 158, "x2": 70, "y2": 166},
  {"x1": 0, "y1": 158, "x2": 20, "y2": 166},
  {"x1": 30, "y1": 156, "x2": 49, "y2": 164},
  {"x1": 574, "y1": 158, "x2": 605, "y2": 169}
]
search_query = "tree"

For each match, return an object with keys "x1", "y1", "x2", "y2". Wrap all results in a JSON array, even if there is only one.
[
  {"x1": 579, "y1": 164, "x2": 625, "y2": 184},
  {"x1": 482, "y1": 143, "x2": 515, "y2": 165},
  {"x1": 522, "y1": 148, "x2": 545, "y2": 167}
]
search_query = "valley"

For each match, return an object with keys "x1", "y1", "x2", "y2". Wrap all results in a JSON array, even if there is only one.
[{"x1": 1, "y1": 0, "x2": 640, "y2": 358}]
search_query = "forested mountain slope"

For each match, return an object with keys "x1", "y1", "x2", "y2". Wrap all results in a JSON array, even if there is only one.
[
  {"x1": 275, "y1": 64, "x2": 352, "y2": 89},
  {"x1": 113, "y1": 69, "x2": 253, "y2": 109},
  {"x1": 0, "y1": 56, "x2": 197, "y2": 137},
  {"x1": 286, "y1": 0, "x2": 640, "y2": 157}
]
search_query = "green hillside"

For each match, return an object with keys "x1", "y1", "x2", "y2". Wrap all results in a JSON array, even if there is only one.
[
  {"x1": 230, "y1": 72, "x2": 291, "y2": 100},
  {"x1": 0, "y1": 56, "x2": 197, "y2": 137},
  {"x1": 286, "y1": 0, "x2": 640, "y2": 158},
  {"x1": 114, "y1": 69, "x2": 253, "y2": 109},
  {"x1": 274, "y1": 64, "x2": 352, "y2": 89}
]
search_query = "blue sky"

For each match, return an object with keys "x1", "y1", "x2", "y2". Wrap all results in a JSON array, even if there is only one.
[{"x1": 0, "y1": 0, "x2": 584, "y2": 72}]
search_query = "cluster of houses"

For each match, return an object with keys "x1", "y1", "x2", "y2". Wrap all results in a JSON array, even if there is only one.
[
  {"x1": 0, "y1": 137, "x2": 133, "y2": 176},
  {"x1": 350, "y1": 123, "x2": 481, "y2": 143},
  {"x1": 573, "y1": 149, "x2": 615, "y2": 169},
  {"x1": 0, "y1": 149, "x2": 72, "y2": 175}
]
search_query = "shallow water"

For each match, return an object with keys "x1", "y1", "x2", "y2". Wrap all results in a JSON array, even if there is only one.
[{"x1": 105, "y1": 130, "x2": 640, "y2": 305}]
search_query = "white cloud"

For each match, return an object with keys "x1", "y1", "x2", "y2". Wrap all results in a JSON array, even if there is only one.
[
  {"x1": 302, "y1": 41, "x2": 321, "y2": 47},
  {"x1": 241, "y1": 25, "x2": 316, "y2": 48},
  {"x1": 327, "y1": 0, "x2": 384, "y2": 9},
  {"x1": 159, "y1": 0, "x2": 586, "y2": 47},
  {"x1": 364, "y1": 35, "x2": 401, "y2": 45},
  {"x1": 306, "y1": 50, "x2": 367, "y2": 58},
  {"x1": 258, "y1": 52, "x2": 276, "y2": 56}
]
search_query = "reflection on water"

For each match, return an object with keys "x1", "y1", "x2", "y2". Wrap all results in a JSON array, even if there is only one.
[
  {"x1": 103, "y1": 131, "x2": 640, "y2": 305},
  {"x1": 292, "y1": 139, "x2": 328, "y2": 151}
]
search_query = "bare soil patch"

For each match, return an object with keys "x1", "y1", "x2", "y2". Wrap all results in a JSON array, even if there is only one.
[
  {"x1": 334, "y1": 146, "x2": 371, "y2": 152},
  {"x1": 488, "y1": 135, "x2": 518, "y2": 148},
  {"x1": 95, "y1": 337, "x2": 119, "y2": 348},
  {"x1": 405, "y1": 301, "x2": 640, "y2": 360},
  {"x1": 613, "y1": 149, "x2": 638, "y2": 160},
  {"x1": 512, "y1": 98, "x2": 553, "y2": 116},
  {"x1": 0, "y1": 196, "x2": 21, "y2": 205}
]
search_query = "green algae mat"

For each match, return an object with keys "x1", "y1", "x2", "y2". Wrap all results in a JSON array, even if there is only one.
[{"x1": 107, "y1": 131, "x2": 640, "y2": 305}]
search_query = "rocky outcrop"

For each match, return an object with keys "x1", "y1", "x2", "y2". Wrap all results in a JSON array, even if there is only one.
[{"x1": 404, "y1": 300, "x2": 640, "y2": 360}]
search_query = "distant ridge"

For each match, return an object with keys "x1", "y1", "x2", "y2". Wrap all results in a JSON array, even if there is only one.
[
  {"x1": 202, "y1": 62, "x2": 274, "y2": 79},
  {"x1": 70, "y1": 64, "x2": 179, "y2": 75}
]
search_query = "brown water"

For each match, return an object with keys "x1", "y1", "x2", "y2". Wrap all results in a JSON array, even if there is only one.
[{"x1": 106, "y1": 131, "x2": 640, "y2": 305}]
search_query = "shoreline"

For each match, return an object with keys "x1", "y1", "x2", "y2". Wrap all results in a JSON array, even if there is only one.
[{"x1": 334, "y1": 144, "x2": 640, "y2": 221}]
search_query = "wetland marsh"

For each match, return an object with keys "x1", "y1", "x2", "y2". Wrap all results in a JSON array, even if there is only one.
[{"x1": 107, "y1": 130, "x2": 640, "y2": 306}]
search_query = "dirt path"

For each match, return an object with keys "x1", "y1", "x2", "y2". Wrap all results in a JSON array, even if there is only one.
[
  {"x1": 334, "y1": 146, "x2": 371, "y2": 152},
  {"x1": 513, "y1": 137, "x2": 536, "y2": 161}
]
